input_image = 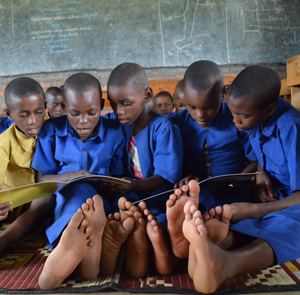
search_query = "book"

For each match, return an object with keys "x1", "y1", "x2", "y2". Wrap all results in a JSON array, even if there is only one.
[
  {"x1": 133, "y1": 172, "x2": 257, "y2": 204},
  {"x1": 0, "y1": 175, "x2": 131, "y2": 210}
]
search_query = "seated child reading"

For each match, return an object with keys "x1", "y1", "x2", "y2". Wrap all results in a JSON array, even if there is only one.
[
  {"x1": 106, "y1": 62, "x2": 183, "y2": 275},
  {"x1": 181, "y1": 65, "x2": 300, "y2": 294},
  {"x1": 167, "y1": 60, "x2": 256, "y2": 258},
  {"x1": 0, "y1": 77, "x2": 45, "y2": 222}
]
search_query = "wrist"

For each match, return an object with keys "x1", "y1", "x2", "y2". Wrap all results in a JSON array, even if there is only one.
[{"x1": 133, "y1": 179, "x2": 139, "y2": 191}]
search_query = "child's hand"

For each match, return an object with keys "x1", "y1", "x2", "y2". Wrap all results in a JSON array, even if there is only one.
[
  {"x1": 0, "y1": 201, "x2": 12, "y2": 221},
  {"x1": 255, "y1": 171, "x2": 278, "y2": 202},
  {"x1": 174, "y1": 175, "x2": 199, "y2": 189},
  {"x1": 107, "y1": 177, "x2": 137, "y2": 194}
]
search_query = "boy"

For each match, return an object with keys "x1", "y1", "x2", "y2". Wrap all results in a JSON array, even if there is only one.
[
  {"x1": 182, "y1": 65, "x2": 300, "y2": 294},
  {"x1": 0, "y1": 77, "x2": 45, "y2": 222},
  {"x1": 167, "y1": 60, "x2": 256, "y2": 258},
  {"x1": 155, "y1": 91, "x2": 174, "y2": 115},
  {"x1": 45, "y1": 86, "x2": 65, "y2": 118},
  {"x1": 173, "y1": 79, "x2": 186, "y2": 112},
  {"x1": 106, "y1": 62, "x2": 183, "y2": 276}
]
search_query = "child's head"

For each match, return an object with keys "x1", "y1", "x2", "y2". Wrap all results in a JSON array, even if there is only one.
[
  {"x1": 184, "y1": 60, "x2": 224, "y2": 128},
  {"x1": 63, "y1": 73, "x2": 104, "y2": 142},
  {"x1": 173, "y1": 80, "x2": 186, "y2": 112},
  {"x1": 155, "y1": 91, "x2": 174, "y2": 115},
  {"x1": 45, "y1": 86, "x2": 65, "y2": 118},
  {"x1": 227, "y1": 65, "x2": 280, "y2": 131},
  {"x1": 4, "y1": 77, "x2": 45, "y2": 138},
  {"x1": 107, "y1": 62, "x2": 153, "y2": 125}
]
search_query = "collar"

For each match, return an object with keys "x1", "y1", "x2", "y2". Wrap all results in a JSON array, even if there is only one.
[{"x1": 14, "y1": 124, "x2": 37, "y2": 151}]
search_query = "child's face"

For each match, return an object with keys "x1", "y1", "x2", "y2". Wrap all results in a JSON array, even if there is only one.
[
  {"x1": 173, "y1": 90, "x2": 186, "y2": 112},
  {"x1": 184, "y1": 84, "x2": 222, "y2": 128},
  {"x1": 6, "y1": 94, "x2": 45, "y2": 138},
  {"x1": 155, "y1": 95, "x2": 174, "y2": 115},
  {"x1": 108, "y1": 86, "x2": 150, "y2": 125},
  {"x1": 46, "y1": 93, "x2": 65, "y2": 118},
  {"x1": 64, "y1": 88, "x2": 101, "y2": 142},
  {"x1": 227, "y1": 96, "x2": 274, "y2": 131}
]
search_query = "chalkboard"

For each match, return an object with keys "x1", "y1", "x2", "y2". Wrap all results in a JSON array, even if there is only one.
[{"x1": 0, "y1": 0, "x2": 299, "y2": 76}]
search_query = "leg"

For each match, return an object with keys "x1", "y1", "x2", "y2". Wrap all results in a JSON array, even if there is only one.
[
  {"x1": 77, "y1": 195, "x2": 107, "y2": 280},
  {"x1": 119, "y1": 197, "x2": 148, "y2": 278},
  {"x1": 183, "y1": 201, "x2": 275, "y2": 294},
  {"x1": 138, "y1": 201, "x2": 177, "y2": 275},
  {"x1": 38, "y1": 211, "x2": 92, "y2": 290},
  {"x1": 100, "y1": 211, "x2": 134, "y2": 275},
  {"x1": 0, "y1": 194, "x2": 55, "y2": 255},
  {"x1": 166, "y1": 180, "x2": 199, "y2": 258}
]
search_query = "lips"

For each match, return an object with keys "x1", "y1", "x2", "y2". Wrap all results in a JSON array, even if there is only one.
[
  {"x1": 27, "y1": 128, "x2": 39, "y2": 137},
  {"x1": 118, "y1": 118, "x2": 130, "y2": 125},
  {"x1": 77, "y1": 127, "x2": 90, "y2": 135}
]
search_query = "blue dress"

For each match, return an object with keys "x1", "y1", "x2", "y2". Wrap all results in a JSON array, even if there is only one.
[
  {"x1": 31, "y1": 115, "x2": 125, "y2": 248},
  {"x1": 105, "y1": 112, "x2": 183, "y2": 217},
  {"x1": 169, "y1": 103, "x2": 256, "y2": 209},
  {"x1": 230, "y1": 97, "x2": 300, "y2": 264},
  {"x1": 0, "y1": 117, "x2": 14, "y2": 134}
]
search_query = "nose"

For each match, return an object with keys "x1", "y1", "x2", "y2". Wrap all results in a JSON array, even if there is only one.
[
  {"x1": 28, "y1": 114, "x2": 37, "y2": 125},
  {"x1": 79, "y1": 114, "x2": 88, "y2": 124},
  {"x1": 115, "y1": 105, "x2": 125, "y2": 115},
  {"x1": 232, "y1": 114, "x2": 242, "y2": 125},
  {"x1": 195, "y1": 109, "x2": 205, "y2": 120},
  {"x1": 56, "y1": 104, "x2": 62, "y2": 111}
]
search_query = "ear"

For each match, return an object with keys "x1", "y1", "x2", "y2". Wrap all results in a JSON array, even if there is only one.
[
  {"x1": 222, "y1": 85, "x2": 229, "y2": 101},
  {"x1": 100, "y1": 98, "x2": 105, "y2": 110},
  {"x1": 4, "y1": 108, "x2": 12, "y2": 120},
  {"x1": 144, "y1": 87, "x2": 153, "y2": 103},
  {"x1": 266, "y1": 103, "x2": 276, "y2": 117}
]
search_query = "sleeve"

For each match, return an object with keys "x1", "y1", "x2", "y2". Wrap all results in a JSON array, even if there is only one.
[
  {"x1": 31, "y1": 121, "x2": 59, "y2": 175},
  {"x1": 109, "y1": 129, "x2": 125, "y2": 176},
  {"x1": 153, "y1": 123, "x2": 183, "y2": 184},
  {"x1": 238, "y1": 130, "x2": 257, "y2": 161},
  {"x1": 280, "y1": 121, "x2": 300, "y2": 192},
  {"x1": 0, "y1": 142, "x2": 10, "y2": 190}
]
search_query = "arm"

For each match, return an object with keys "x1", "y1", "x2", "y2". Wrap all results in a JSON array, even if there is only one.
[{"x1": 241, "y1": 161, "x2": 257, "y2": 173}]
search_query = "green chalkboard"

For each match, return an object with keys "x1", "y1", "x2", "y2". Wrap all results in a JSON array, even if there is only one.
[{"x1": 0, "y1": 0, "x2": 299, "y2": 76}]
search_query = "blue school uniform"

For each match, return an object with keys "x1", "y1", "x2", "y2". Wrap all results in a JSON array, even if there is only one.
[
  {"x1": 169, "y1": 103, "x2": 256, "y2": 209},
  {"x1": 31, "y1": 115, "x2": 125, "y2": 248},
  {"x1": 105, "y1": 112, "x2": 183, "y2": 216},
  {"x1": 230, "y1": 97, "x2": 300, "y2": 264},
  {"x1": 0, "y1": 117, "x2": 14, "y2": 134}
]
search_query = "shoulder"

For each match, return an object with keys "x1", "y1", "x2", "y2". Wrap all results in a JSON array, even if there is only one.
[
  {"x1": 101, "y1": 113, "x2": 121, "y2": 129},
  {"x1": 168, "y1": 109, "x2": 191, "y2": 128},
  {"x1": 39, "y1": 116, "x2": 68, "y2": 137},
  {"x1": 0, "y1": 124, "x2": 16, "y2": 151},
  {"x1": 275, "y1": 99, "x2": 300, "y2": 131}
]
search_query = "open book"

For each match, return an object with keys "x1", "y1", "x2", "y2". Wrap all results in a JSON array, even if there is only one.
[
  {"x1": 0, "y1": 175, "x2": 131, "y2": 210},
  {"x1": 133, "y1": 172, "x2": 257, "y2": 204}
]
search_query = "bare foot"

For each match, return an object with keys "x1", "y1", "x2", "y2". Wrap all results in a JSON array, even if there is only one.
[
  {"x1": 77, "y1": 195, "x2": 107, "y2": 280},
  {"x1": 38, "y1": 211, "x2": 92, "y2": 290},
  {"x1": 100, "y1": 211, "x2": 134, "y2": 275},
  {"x1": 203, "y1": 205, "x2": 232, "y2": 244},
  {"x1": 166, "y1": 180, "x2": 200, "y2": 258},
  {"x1": 138, "y1": 202, "x2": 176, "y2": 275},
  {"x1": 119, "y1": 197, "x2": 148, "y2": 278},
  {"x1": 183, "y1": 201, "x2": 229, "y2": 294}
]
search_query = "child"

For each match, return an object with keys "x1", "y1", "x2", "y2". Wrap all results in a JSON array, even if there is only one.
[
  {"x1": 154, "y1": 91, "x2": 174, "y2": 115},
  {"x1": 0, "y1": 116, "x2": 14, "y2": 134},
  {"x1": 30, "y1": 72, "x2": 127, "y2": 283},
  {"x1": 106, "y1": 62, "x2": 183, "y2": 275},
  {"x1": 182, "y1": 65, "x2": 300, "y2": 294},
  {"x1": 45, "y1": 86, "x2": 65, "y2": 118},
  {"x1": 167, "y1": 60, "x2": 256, "y2": 259},
  {"x1": 173, "y1": 79, "x2": 186, "y2": 112},
  {"x1": 0, "y1": 77, "x2": 45, "y2": 222}
]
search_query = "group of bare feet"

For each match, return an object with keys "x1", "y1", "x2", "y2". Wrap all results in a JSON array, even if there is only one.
[{"x1": 39, "y1": 180, "x2": 235, "y2": 294}]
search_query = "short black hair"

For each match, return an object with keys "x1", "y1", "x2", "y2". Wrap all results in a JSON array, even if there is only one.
[
  {"x1": 45, "y1": 86, "x2": 64, "y2": 99},
  {"x1": 184, "y1": 60, "x2": 223, "y2": 92},
  {"x1": 4, "y1": 77, "x2": 44, "y2": 109},
  {"x1": 229, "y1": 65, "x2": 281, "y2": 108},
  {"x1": 155, "y1": 91, "x2": 173, "y2": 103},
  {"x1": 107, "y1": 62, "x2": 148, "y2": 91},
  {"x1": 64, "y1": 73, "x2": 102, "y2": 98},
  {"x1": 174, "y1": 79, "x2": 184, "y2": 93}
]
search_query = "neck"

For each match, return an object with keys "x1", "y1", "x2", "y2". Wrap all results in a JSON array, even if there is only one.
[{"x1": 133, "y1": 107, "x2": 155, "y2": 135}]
